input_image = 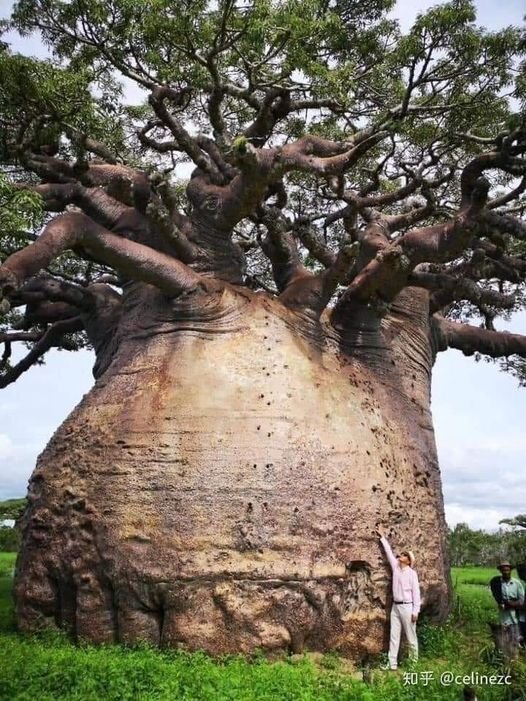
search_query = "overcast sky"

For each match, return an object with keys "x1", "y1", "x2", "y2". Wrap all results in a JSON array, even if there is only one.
[{"x1": 1, "y1": 0, "x2": 525, "y2": 532}]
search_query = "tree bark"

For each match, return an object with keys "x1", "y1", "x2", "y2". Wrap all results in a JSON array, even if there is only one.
[{"x1": 14, "y1": 283, "x2": 450, "y2": 659}]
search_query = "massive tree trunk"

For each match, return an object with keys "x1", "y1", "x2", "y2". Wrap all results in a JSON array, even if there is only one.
[
  {"x1": 14, "y1": 282, "x2": 449, "y2": 659},
  {"x1": 3, "y1": 0, "x2": 526, "y2": 663}
]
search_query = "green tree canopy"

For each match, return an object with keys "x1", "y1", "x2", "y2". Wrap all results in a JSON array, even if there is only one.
[
  {"x1": 500, "y1": 514, "x2": 526, "y2": 529},
  {"x1": 0, "y1": 0, "x2": 525, "y2": 385}
]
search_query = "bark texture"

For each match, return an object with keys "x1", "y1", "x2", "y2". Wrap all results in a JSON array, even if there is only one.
[{"x1": 15, "y1": 284, "x2": 449, "y2": 659}]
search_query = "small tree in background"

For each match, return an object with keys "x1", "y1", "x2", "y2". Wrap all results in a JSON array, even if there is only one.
[
  {"x1": 0, "y1": 498, "x2": 25, "y2": 552},
  {"x1": 500, "y1": 515, "x2": 526, "y2": 578}
]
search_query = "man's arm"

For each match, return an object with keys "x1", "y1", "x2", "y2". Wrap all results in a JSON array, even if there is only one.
[
  {"x1": 376, "y1": 527, "x2": 398, "y2": 571},
  {"x1": 411, "y1": 571, "x2": 421, "y2": 620},
  {"x1": 518, "y1": 579, "x2": 525, "y2": 602},
  {"x1": 508, "y1": 579, "x2": 525, "y2": 607},
  {"x1": 519, "y1": 580, "x2": 526, "y2": 611},
  {"x1": 489, "y1": 576, "x2": 504, "y2": 606}
]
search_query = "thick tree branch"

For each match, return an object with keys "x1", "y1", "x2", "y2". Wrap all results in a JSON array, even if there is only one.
[
  {"x1": 294, "y1": 222, "x2": 336, "y2": 268},
  {"x1": 20, "y1": 153, "x2": 152, "y2": 211},
  {"x1": 20, "y1": 153, "x2": 75, "y2": 184},
  {"x1": 188, "y1": 143, "x2": 273, "y2": 230},
  {"x1": 257, "y1": 207, "x2": 311, "y2": 293},
  {"x1": 475, "y1": 240, "x2": 526, "y2": 280},
  {"x1": 22, "y1": 300, "x2": 81, "y2": 325},
  {"x1": 188, "y1": 130, "x2": 390, "y2": 231},
  {"x1": 461, "y1": 151, "x2": 526, "y2": 204},
  {"x1": 243, "y1": 89, "x2": 291, "y2": 146},
  {"x1": 432, "y1": 315, "x2": 526, "y2": 358},
  {"x1": 195, "y1": 136, "x2": 237, "y2": 179},
  {"x1": 341, "y1": 177, "x2": 421, "y2": 211},
  {"x1": 0, "y1": 330, "x2": 41, "y2": 343},
  {"x1": 276, "y1": 131, "x2": 388, "y2": 177},
  {"x1": 332, "y1": 179, "x2": 491, "y2": 323},
  {"x1": 63, "y1": 125, "x2": 118, "y2": 164},
  {"x1": 244, "y1": 91, "x2": 338, "y2": 147},
  {"x1": 318, "y1": 243, "x2": 360, "y2": 305},
  {"x1": 145, "y1": 197, "x2": 198, "y2": 262},
  {"x1": 409, "y1": 270, "x2": 516, "y2": 311},
  {"x1": 0, "y1": 212, "x2": 210, "y2": 300},
  {"x1": 30, "y1": 182, "x2": 131, "y2": 229},
  {"x1": 480, "y1": 210, "x2": 526, "y2": 241},
  {"x1": 256, "y1": 206, "x2": 360, "y2": 315},
  {"x1": 138, "y1": 121, "x2": 179, "y2": 153},
  {"x1": 11, "y1": 276, "x2": 97, "y2": 312},
  {"x1": 488, "y1": 176, "x2": 526, "y2": 210}
]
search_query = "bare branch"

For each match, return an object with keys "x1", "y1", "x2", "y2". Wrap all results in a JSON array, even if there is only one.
[
  {"x1": 276, "y1": 131, "x2": 388, "y2": 177},
  {"x1": 23, "y1": 300, "x2": 81, "y2": 325},
  {"x1": 244, "y1": 89, "x2": 291, "y2": 146},
  {"x1": 319, "y1": 243, "x2": 360, "y2": 304},
  {"x1": 487, "y1": 176, "x2": 526, "y2": 210},
  {"x1": 0, "y1": 330, "x2": 42, "y2": 343},
  {"x1": 454, "y1": 131, "x2": 501, "y2": 145},
  {"x1": 432, "y1": 315, "x2": 526, "y2": 358},
  {"x1": 149, "y1": 87, "x2": 221, "y2": 180},
  {"x1": 63, "y1": 124, "x2": 118, "y2": 164},
  {"x1": 0, "y1": 316, "x2": 84, "y2": 390},
  {"x1": 461, "y1": 152, "x2": 526, "y2": 204},
  {"x1": 30, "y1": 182, "x2": 131, "y2": 229},
  {"x1": 145, "y1": 196, "x2": 197, "y2": 262},
  {"x1": 12, "y1": 276, "x2": 97, "y2": 312}
]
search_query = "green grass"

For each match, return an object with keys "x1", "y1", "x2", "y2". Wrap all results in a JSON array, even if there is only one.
[
  {"x1": 0, "y1": 551, "x2": 16, "y2": 571},
  {"x1": 0, "y1": 551, "x2": 16, "y2": 632},
  {"x1": 1, "y1": 554, "x2": 525, "y2": 700},
  {"x1": 452, "y1": 566, "x2": 497, "y2": 586},
  {"x1": 451, "y1": 566, "x2": 500, "y2": 631}
]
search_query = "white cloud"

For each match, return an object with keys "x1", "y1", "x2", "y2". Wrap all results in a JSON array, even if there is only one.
[
  {"x1": 445, "y1": 504, "x2": 516, "y2": 532},
  {"x1": 0, "y1": 433, "x2": 14, "y2": 460},
  {"x1": 439, "y1": 439, "x2": 526, "y2": 520},
  {"x1": 0, "y1": 432, "x2": 45, "y2": 499},
  {"x1": 393, "y1": 0, "x2": 525, "y2": 32},
  {"x1": 0, "y1": 349, "x2": 94, "y2": 500}
]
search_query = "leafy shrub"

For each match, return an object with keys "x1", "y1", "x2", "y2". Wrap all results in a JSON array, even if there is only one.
[
  {"x1": 0, "y1": 525, "x2": 20, "y2": 552},
  {"x1": 0, "y1": 497, "x2": 26, "y2": 521}
]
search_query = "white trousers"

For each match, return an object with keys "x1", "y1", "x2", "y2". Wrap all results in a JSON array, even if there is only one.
[{"x1": 388, "y1": 603, "x2": 418, "y2": 669}]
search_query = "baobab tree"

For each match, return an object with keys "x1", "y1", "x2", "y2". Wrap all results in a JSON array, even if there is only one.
[{"x1": 1, "y1": 0, "x2": 525, "y2": 658}]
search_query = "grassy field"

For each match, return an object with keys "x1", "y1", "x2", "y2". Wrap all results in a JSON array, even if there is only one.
[
  {"x1": 452, "y1": 566, "x2": 500, "y2": 586},
  {"x1": 1, "y1": 555, "x2": 525, "y2": 700},
  {"x1": 0, "y1": 551, "x2": 16, "y2": 632}
]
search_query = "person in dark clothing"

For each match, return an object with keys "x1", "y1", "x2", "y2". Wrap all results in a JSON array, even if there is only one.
[
  {"x1": 489, "y1": 561, "x2": 526, "y2": 645},
  {"x1": 490, "y1": 574, "x2": 504, "y2": 606}
]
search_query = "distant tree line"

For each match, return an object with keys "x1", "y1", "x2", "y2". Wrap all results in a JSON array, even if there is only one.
[
  {"x1": 0, "y1": 498, "x2": 26, "y2": 521},
  {"x1": 448, "y1": 518, "x2": 526, "y2": 570}
]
